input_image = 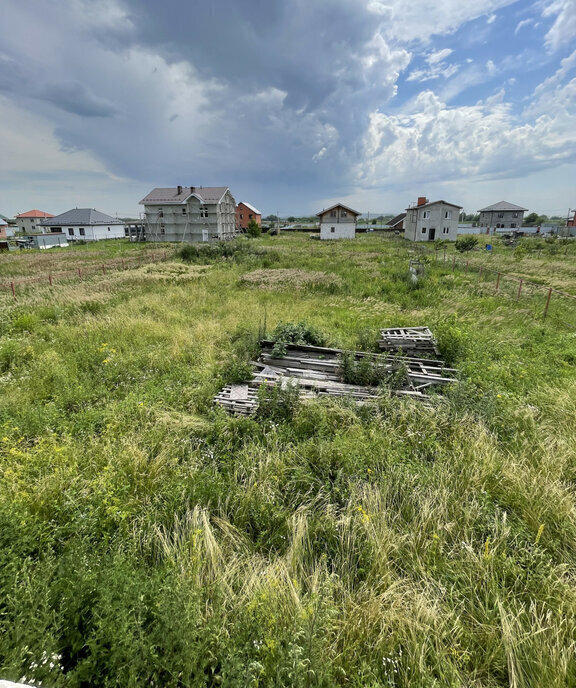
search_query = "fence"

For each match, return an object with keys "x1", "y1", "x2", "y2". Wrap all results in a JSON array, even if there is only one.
[
  {"x1": 430, "y1": 248, "x2": 576, "y2": 328},
  {"x1": 0, "y1": 248, "x2": 176, "y2": 298}
]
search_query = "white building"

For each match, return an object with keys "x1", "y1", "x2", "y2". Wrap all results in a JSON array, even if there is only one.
[
  {"x1": 404, "y1": 197, "x2": 462, "y2": 242},
  {"x1": 40, "y1": 208, "x2": 125, "y2": 241},
  {"x1": 140, "y1": 186, "x2": 236, "y2": 243},
  {"x1": 317, "y1": 203, "x2": 361, "y2": 240},
  {"x1": 15, "y1": 210, "x2": 55, "y2": 234}
]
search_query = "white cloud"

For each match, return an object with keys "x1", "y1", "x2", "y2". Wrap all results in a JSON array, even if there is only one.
[
  {"x1": 515, "y1": 18, "x2": 533, "y2": 34},
  {"x1": 427, "y1": 49, "x2": 453, "y2": 65},
  {"x1": 543, "y1": 0, "x2": 576, "y2": 51},
  {"x1": 357, "y1": 67, "x2": 576, "y2": 191}
]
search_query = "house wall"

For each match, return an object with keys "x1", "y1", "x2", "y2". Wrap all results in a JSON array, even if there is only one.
[
  {"x1": 56, "y1": 224, "x2": 125, "y2": 241},
  {"x1": 404, "y1": 203, "x2": 459, "y2": 242},
  {"x1": 478, "y1": 209, "x2": 524, "y2": 229},
  {"x1": 236, "y1": 203, "x2": 262, "y2": 230},
  {"x1": 318, "y1": 207, "x2": 355, "y2": 224},
  {"x1": 320, "y1": 221, "x2": 356, "y2": 240},
  {"x1": 0, "y1": 226, "x2": 6, "y2": 240},
  {"x1": 144, "y1": 190, "x2": 236, "y2": 243},
  {"x1": 16, "y1": 217, "x2": 50, "y2": 234}
]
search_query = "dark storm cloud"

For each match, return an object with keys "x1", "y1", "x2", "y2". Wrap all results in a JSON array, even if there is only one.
[{"x1": 40, "y1": 81, "x2": 120, "y2": 118}]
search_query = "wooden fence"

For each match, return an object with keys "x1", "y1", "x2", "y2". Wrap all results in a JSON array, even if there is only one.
[{"x1": 0, "y1": 249, "x2": 175, "y2": 298}]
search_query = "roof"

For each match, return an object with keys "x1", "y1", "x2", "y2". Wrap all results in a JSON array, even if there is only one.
[
  {"x1": 139, "y1": 186, "x2": 229, "y2": 205},
  {"x1": 40, "y1": 208, "x2": 123, "y2": 226},
  {"x1": 316, "y1": 203, "x2": 361, "y2": 217},
  {"x1": 16, "y1": 209, "x2": 54, "y2": 219},
  {"x1": 388, "y1": 213, "x2": 406, "y2": 227},
  {"x1": 405, "y1": 200, "x2": 463, "y2": 211},
  {"x1": 0, "y1": 218, "x2": 7, "y2": 226},
  {"x1": 237, "y1": 201, "x2": 262, "y2": 215},
  {"x1": 477, "y1": 201, "x2": 528, "y2": 212}
]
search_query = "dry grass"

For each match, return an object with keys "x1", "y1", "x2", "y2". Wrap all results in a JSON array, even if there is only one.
[{"x1": 240, "y1": 268, "x2": 343, "y2": 290}]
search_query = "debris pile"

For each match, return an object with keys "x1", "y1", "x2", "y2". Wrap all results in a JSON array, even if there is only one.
[{"x1": 215, "y1": 327, "x2": 456, "y2": 415}]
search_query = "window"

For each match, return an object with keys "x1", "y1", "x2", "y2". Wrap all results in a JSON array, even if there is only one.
[
  {"x1": 160, "y1": 224, "x2": 165, "y2": 235},
  {"x1": 158, "y1": 210, "x2": 164, "y2": 218},
  {"x1": 330, "y1": 210, "x2": 336, "y2": 217},
  {"x1": 331, "y1": 227, "x2": 335, "y2": 233},
  {"x1": 498, "y1": 213, "x2": 504, "y2": 218},
  {"x1": 443, "y1": 227, "x2": 449, "y2": 235},
  {"x1": 511, "y1": 223, "x2": 517, "y2": 228},
  {"x1": 182, "y1": 207, "x2": 187, "y2": 214},
  {"x1": 422, "y1": 211, "x2": 430, "y2": 219},
  {"x1": 200, "y1": 205, "x2": 208, "y2": 218},
  {"x1": 513, "y1": 212, "x2": 519, "y2": 218},
  {"x1": 248, "y1": 214, "x2": 253, "y2": 219},
  {"x1": 79, "y1": 228, "x2": 85, "y2": 236},
  {"x1": 421, "y1": 227, "x2": 427, "y2": 234},
  {"x1": 108, "y1": 227, "x2": 111, "y2": 231},
  {"x1": 68, "y1": 228, "x2": 74, "y2": 236},
  {"x1": 444, "y1": 210, "x2": 452, "y2": 219},
  {"x1": 341, "y1": 211, "x2": 347, "y2": 217},
  {"x1": 240, "y1": 214, "x2": 243, "y2": 220}
]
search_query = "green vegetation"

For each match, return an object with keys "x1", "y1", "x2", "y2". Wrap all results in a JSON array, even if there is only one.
[
  {"x1": 1, "y1": 234, "x2": 576, "y2": 686},
  {"x1": 455, "y1": 236, "x2": 479, "y2": 252}
]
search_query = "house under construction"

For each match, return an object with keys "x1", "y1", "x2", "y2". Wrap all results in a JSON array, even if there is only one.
[{"x1": 139, "y1": 185, "x2": 236, "y2": 243}]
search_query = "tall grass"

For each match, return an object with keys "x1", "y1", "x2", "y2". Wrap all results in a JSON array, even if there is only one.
[{"x1": 0, "y1": 233, "x2": 575, "y2": 686}]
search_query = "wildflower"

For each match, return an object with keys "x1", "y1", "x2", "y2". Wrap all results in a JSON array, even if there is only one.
[
  {"x1": 102, "y1": 359, "x2": 110, "y2": 364},
  {"x1": 497, "y1": 394, "x2": 502, "y2": 398}
]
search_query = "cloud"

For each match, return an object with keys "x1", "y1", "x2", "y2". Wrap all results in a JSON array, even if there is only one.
[
  {"x1": 40, "y1": 81, "x2": 120, "y2": 118},
  {"x1": 357, "y1": 65, "x2": 576, "y2": 190},
  {"x1": 428, "y1": 49, "x2": 453, "y2": 65},
  {"x1": 543, "y1": 0, "x2": 576, "y2": 51}
]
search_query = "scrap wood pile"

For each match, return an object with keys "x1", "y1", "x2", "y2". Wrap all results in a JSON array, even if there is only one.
[{"x1": 215, "y1": 326, "x2": 457, "y2": 415}]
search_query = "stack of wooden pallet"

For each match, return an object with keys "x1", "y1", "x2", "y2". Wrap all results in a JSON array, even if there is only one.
[
  {"x1": 214, "y1": 329, "x2": 457, "y2": 415},
  {"x1": 379, "y1": 326, "x2": 440, "y2": 357}
]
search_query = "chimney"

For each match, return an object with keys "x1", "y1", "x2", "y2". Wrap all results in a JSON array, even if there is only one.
[
  {"x1": 417, "y1": 196, "x2": 427, "y2": 206},
  {"x1": 190, "y1": 186, "x2": 195, "y2": 192},
  {"x1": 177, "y1": 185, "x2": 182, "y2": 195}
]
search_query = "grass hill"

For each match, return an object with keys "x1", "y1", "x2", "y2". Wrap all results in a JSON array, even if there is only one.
[{"x1": 1, "y1": 234, "x2": 575, "y2": 687}]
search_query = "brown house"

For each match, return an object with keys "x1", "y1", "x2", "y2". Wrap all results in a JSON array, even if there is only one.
[{"x1": 235, "y1": 201, "x2": 262, "y2": 231}]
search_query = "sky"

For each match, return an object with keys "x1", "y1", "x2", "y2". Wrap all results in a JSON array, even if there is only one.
[{"x1": 0, "y1": 0, "x2": 575, "y2": 219}]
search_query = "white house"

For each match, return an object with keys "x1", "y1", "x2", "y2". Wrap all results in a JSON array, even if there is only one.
[
  {"x1": 140, "y1": 186, "x2": 236, "y2": 243},
  {"x1": 39, "y1": 208, "x2": 125, "y2": 241},
  {"x1": 477, "y1": 201, "x2": 528, "y2": 234},
  {"x1": 15, "y1": 210, "x2": 55, "y2": 234},
  {"x1": 317, "y1": 203, "x2": 361, "y2": 240},
  {"x1": 404, "y1": 197, "x2": 462, "y2": 242}
]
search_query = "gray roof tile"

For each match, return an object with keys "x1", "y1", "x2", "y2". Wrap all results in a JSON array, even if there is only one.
[
  {"x1": 40, "y1": 208, "x2": 123, "y2": 226},
  {"x1": 140, "y1": 186, "x2": 229, "y2": 205},
  {"x1": 477, "y1": 201, "x2": 528, "y2": 212}
]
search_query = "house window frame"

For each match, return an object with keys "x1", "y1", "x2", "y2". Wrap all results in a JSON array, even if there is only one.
[
  {"x1": 422, "y1": 211, "x2": 430, "y2": 219},
  {"x1": 421, "y1": 227, "x2": 427, "y2": 234}
]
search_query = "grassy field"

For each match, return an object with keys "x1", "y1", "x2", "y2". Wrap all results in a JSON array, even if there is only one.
[{"x1": 1, "y1": 234, "x2": 576, "y2": 687}]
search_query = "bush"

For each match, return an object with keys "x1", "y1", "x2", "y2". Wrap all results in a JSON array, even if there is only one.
[
  {"x1": 269, "y1": 321, "x2": 327, "y2": 356},
  {"x1": 455, "y1": 236, "x2": 478, "y2": 253},
  {"x1": 246, "y1": 219, "x2": 262, "y2": 238},
  {"x1": 256, "y1": 380, "x2": 300, "y2": 421},
  {"x1": 339, "y1": 351, "x2": 408, "y2": 389}
]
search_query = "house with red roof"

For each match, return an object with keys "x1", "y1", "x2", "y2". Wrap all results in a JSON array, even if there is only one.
[{"x1": 15, "y1": 210, "x2": 54, "y2": 234}]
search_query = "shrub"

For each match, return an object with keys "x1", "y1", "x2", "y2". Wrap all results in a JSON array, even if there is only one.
[
  {"x1": 269, "y1": 321, "x2": 327, "y2": 356},
  {"x1": 256, "y1": 380, "x2": 300, "y2": 421},
  {"x1": 455, "y1": 236, "x2": 478, "y2": 253},
  {"x1": 339, "y1": 351, "x2": 408, "y2": 389},
  {"x1": 246, "y1": 219, "x2": 262, "y2": 238}
]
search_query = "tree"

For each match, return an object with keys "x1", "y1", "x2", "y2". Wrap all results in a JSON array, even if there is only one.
[
  {"x1": 246, "y1": 218, "x2": 262, "y2": 237},
  {"x1": 524, "y1": 212, "x2": 539, "y2": 225}
]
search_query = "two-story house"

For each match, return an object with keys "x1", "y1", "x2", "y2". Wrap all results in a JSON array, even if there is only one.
[
  {"x1": 15, "y1": 210, "x2": 55, "y2": 234},
  {"x1": 235, "y1": 201, "x2": 262, "y2": 231},
  {"x1": 140, "y1": 186, "x2": 236, "y2": 243},
  {"x1": 404, "y1": 197, "x2": 462, "y2": 242},
  {"x1": 477, "y1": 201, "x2": 528, "y2": 233},
  {"x1": 317, "y1": 203, "x2": 361, "y2": 240}
]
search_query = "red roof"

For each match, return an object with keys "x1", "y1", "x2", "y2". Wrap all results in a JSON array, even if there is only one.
[{"x1": 16, "y1": 210, "x2": 55, "y2": 218}]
